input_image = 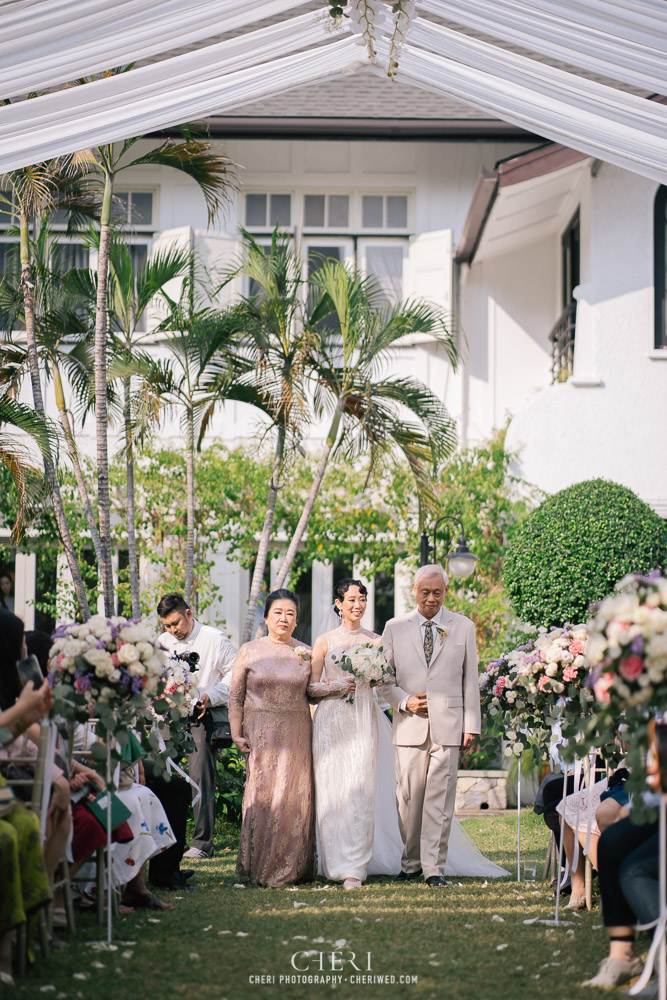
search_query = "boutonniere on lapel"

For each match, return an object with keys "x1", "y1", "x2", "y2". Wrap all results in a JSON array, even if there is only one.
[
  {"x1": 294, "y1": 646, "x2": 311, "y2": 663},
  {"x1": 435, "y1": 626, "x2": 448, "y2": 646}
]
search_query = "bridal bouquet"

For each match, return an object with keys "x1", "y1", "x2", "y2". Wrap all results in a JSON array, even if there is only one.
[{"x1": 332, "y1": 642, "x2": 393, "y2": 704}]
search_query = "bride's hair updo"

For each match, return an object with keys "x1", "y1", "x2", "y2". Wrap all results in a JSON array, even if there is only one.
[
  {"x1": 263, "y1": 588, "x2": 299, "y2": 618},
  {"x1": 333, "y1": 578, "x2": 368, "y2": 617}
]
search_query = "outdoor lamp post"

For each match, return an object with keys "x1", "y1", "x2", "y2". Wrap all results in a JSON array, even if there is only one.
[{"x1": 419, "y1": 515, "x2": 478, "y2": 579}]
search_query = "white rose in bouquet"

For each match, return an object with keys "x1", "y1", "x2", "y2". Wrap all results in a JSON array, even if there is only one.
[{"x1": 117, "y1": 643, "x2": 140, "y2": 664}]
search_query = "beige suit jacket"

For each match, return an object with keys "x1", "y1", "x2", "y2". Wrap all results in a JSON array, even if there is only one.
[{"x1": 380, "y1": 608, "x2": 481, "y2": 747}]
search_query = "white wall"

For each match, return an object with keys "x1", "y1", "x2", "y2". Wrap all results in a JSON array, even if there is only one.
[{"x1": 505, "y1": 166, "x2": 667, "y2": 513}]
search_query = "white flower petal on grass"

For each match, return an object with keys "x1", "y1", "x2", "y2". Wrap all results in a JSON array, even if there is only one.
[
  {"x1": 233, "y1": 883, "x2": 246, "y2": 889},
  {"x1": 429, "y1": 953, "x2": 437, "y2": 959},
  {"x1": 481, "y1": 881, "x2": 488, "y2": 888},
  {"x1": 428, "y1": 961, "x2": 440, "y2": 967},
  {"x1": 236, "y1": 932, "x2": 249, "y2": 937},
  {"x1": 147, "y1": 917, "x2": 161, "y2": 924},
  {"x1": 497, "y1": 944, "x2": 508, "y2": 951},
  {"x1": 491, "y1": 914, "x2": 505, "y2": 922},
  {"x1": 335, "y1": 939, "x2": 347, "y2": 948},
  {"x1": 312, "y1": 937, "x2": 326, "y2": 944},
  {"x1": 121, "y1": 950, "x2": 133, "y2": 959},
  {"x1": 286, "y1": 886, "x2": 300, "y2": 891},
  {"x1": 202, "y1": 926, "x2": 212, "y2": 932},
  {"x1": 523, "y1": 918, "x2": 538, "y2": 925},
  {"x1": 189, "y1": 953, "x2": 200, "y2": 961},
  {"x1": 73, "y1": 973, "x2": 89, "y2": 981},
  {"x1": 464, "y1": 924, "x2": 473, "y2": 929},
  {"x1": 218, "y1": 930, "x2": 232, "y2": 935},
  {"x1": 39, "y1": 988, "x2": 56, "y2": 993},
  {"x1": 354, "y1": 917, "x2": 364, "y2": 923},
  {"x1": 91, "y1": 962, "x2": 106, "y2": 970},
  {"x1": 514, "y1": 966, "x2": 523, "y2": 972},
  {"x1": 293, "y1": 901, "x2": 308, "y2": 909},
  {"x1": 292, "y1": 935, "x2": 307, "y2": 941},
  {"x1": 375, "y1": 918, "x2": 383, "y2": 923}
]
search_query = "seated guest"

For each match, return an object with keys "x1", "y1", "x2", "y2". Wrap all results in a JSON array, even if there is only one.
[
  {"x1": 144, "y1": 760, "x2": 194, "y2": 891},
  {"x1": 557, "y1": 766, "x2": 629, "y2": 910},
  {"x1": 0, "y1": 672, "x2": 53, "y2": 984}
]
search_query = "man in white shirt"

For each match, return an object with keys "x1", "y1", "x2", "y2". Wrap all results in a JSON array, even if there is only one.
[
  {"x1": 380, "y1": 565, "x2": 481, "y2": 886},
  {"x1": 158, "y1": 592, "x2": 237, "y2": 859}
]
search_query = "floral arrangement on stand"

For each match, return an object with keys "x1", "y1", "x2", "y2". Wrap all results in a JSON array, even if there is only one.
[
  {"x1": 332, "y1": 642, "x2": 393, "y2": 703},
  {"x1": 580, "y1": 572, "x2": 667, "y2": 778},
  {"x1": 49, "y1": 614, "x2": 190, "y2": 775},
  {"x1": 480, "y1": 624, "x2": 591, "y2": 761}
]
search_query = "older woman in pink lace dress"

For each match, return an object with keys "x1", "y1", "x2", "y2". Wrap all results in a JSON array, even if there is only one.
[{"x1": 229, "y1": 589, "x2": 316, "y2": 887}]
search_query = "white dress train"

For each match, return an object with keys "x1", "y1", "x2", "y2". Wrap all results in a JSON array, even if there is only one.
[{"x1": 313, "y1": 625, "x2": 509, "y2": 881}]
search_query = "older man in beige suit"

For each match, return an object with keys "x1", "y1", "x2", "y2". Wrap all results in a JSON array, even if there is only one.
[{"x1": 381, "y1": 564, "x2": 481, "y2": 887}]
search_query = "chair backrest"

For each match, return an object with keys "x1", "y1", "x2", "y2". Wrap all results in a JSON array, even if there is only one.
[{"x1": 1, "y1": 721, "x2": 58, "y2": 838}]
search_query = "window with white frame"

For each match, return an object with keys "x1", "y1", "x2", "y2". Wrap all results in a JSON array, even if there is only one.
[{"x1": 244, "y1": 190, "x2": 411, "y2": 302}]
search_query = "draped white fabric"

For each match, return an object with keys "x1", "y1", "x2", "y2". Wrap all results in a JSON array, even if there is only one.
[
  {"x1": 0, "y1": 0, "x2": 666, "y2": 183},
  {"x1": 387, "y1": 17, "x2": 667, "y2": 183},
  {"x1": 0, "y1": 0, "x2": 314, "y2": 99},
  {"x1": 0, "y1": 14, "x2": 361, "y2": 172},
  {"x1": 419, "y1": 0, "x2": 667, "y2": 95}
]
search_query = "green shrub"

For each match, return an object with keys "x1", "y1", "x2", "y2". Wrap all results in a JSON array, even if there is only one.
[
  {"x1": 214, "y1": 746, "x2": 246, "y2": 825},
  {"x1": 503, "y1": 479, "x2": 667, "y2": 627}
]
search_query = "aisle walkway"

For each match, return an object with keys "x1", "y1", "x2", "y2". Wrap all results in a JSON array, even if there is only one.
[{"x1": 17, "y1": 813, "x2": 616, "y2": 1000}]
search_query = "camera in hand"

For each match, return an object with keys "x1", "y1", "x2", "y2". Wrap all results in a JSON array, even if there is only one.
[{"x1": 172, "y1": 650, "x2": 200, "y2": 669}]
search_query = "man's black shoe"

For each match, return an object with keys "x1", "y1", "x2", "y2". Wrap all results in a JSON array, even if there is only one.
[
  {"x1": 395, "y1": 869, "x2": 422, "y2": 882},
  {"x1": 425, "y1": 875, "x2": 447, "y2": 887},
  {"x1": 150, "y1": 871, "x2": 195, "y2": 891},
  {"x1": 180, "y1": 869, "x2": 195, "y2": 880}
]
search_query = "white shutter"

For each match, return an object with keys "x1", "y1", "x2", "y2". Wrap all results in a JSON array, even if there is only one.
[
  {"x1": 194, "y1": 229, "x2": 241, "y2": 307},
  {"x1": 402, "y1": 228, "x2": 453, "y2": 317},
  {"x1": 146, "y1": 226, "x2": 192, "y2": 327},
  {"x1": 147, "y1": 227, "x2": 241, "y2": 327}
]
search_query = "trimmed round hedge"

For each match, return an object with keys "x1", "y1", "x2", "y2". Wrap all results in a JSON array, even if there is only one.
[{"x1": 503, "y1": 479, "x2": 667, "y2": 627}]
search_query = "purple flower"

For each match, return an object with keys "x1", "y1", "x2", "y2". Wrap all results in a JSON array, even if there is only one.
[
  {"x1": 631, "y1": 636, "x2": 645, "y2": 655},
  {"x1": 131, "y1": 677, "x2": 144, "y2": 695},
  {"x1": 96, "y1": 640, "x2": 107, "y2": 650}
]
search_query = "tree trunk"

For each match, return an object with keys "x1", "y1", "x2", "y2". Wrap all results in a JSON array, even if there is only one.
[
  {"x1": 123, "y1": 376, "x2": 141, "y2": 619},
  {"x1": 274, "y1": 402, "x2": 344, "y2": 591},
  {"x1": 20, "y1": 217, "x2": 91, "y2": 619},
  {"x1": 184, "y1": 402, "x2": 195, "y2": 607},
  {"x1": 94, "y1": 172, "x2": 116, "y2": 616},
  {"x1": 242, "y1": 424, "x2": 285, "y2": 643},
  {"x1": 52, "y1": 362, "x2": 104, "y2": 577}
]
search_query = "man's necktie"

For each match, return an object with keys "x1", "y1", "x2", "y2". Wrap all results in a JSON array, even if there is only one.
[{"x1": 423, "y1": 621, "x2": 434, "y2": 665}]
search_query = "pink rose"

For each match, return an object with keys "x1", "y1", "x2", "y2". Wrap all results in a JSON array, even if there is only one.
[
  {"x1": 492, "y1": 683, "x2": 504, "y2": 697},
  {"x1": 563, "y1": 665, "x2": 578, "y2": 682},
  {"x1": 593, "y1": 671, "x2": 615, "y2": 704},
  {"x1": 111, "y1": 653, "x2": 120, "y2": 667},
  {"x1": 538, "y1": 675, "x2": 550, "y2": 691},
  {"x1": 619, "y1": 655, "x2": 644, "y2": 682},
  {"x1": 540, "y1": 650, "x2": 547, "y2": 662},
  {"x1": 569, "y1": 640, "x2": 584, "y2": 656}
]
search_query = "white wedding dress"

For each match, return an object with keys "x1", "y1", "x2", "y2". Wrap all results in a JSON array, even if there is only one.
[{"x1": 312, "y1": 625, "x2": 509, "y2": 881}]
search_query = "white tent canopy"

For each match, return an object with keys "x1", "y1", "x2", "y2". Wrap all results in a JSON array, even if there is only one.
[{"x1": 0, "y1": 0, "x2": 666, "y2": 183}]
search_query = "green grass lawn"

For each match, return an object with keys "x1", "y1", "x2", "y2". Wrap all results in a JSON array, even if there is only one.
[{"x1": 13, "y1": 811, "x2": 639, "y2": 1000}]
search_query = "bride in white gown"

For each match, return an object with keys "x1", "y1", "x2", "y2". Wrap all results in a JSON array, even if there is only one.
[{"x1": 308, "y1": 579, "x2": 508, "y2": 888}]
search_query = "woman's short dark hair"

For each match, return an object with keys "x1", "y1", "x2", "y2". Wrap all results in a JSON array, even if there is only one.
[
  {"x1": 0, "y1": 609, "x2": 25, "y2": 710},
  {"x1": 264, "y1": 589, "x2": 299, "y2": 618},
  {"x1": 333, "y1": 578, "x2": 368, "y2": 616},
  {"x1": 157, "y1": 593, "x2": 190, "y2": 619}
]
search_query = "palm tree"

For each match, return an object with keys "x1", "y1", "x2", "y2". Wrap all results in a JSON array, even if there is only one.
[
  {"x1": 105, "y1": 237, "x2": 190, "y2": 617},
  {"x1": 0, "y1": 168, "x2": 92, "y2": 617},
  {"x1": 273, "y1": 259, "x2": 460, "y2": 591},
  {"x1": 0, "y1": 223, "x2": 105, "y2": 582},
  {"x1": 0, "y1": 392, "x2": 55, "y2": 541},
  {"x1": 73, "y1": 133, "x2": 235, "y2": 616},
  {"x1": 215, "y1": 230, "x2": 314, "y2": 643}
]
